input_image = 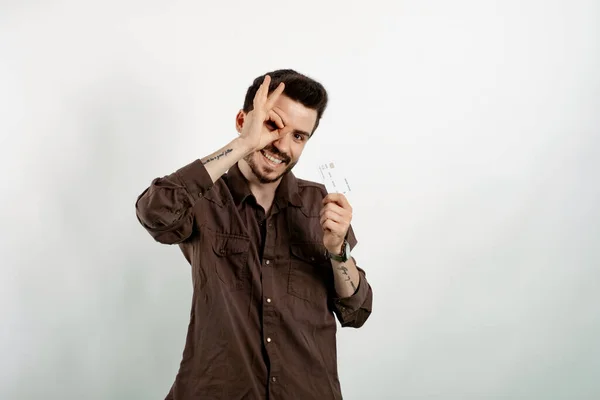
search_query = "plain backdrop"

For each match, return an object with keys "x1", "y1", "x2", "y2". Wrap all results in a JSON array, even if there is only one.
[{"x1": 1, "y1": 1, "x2": 599, "y2": 399}]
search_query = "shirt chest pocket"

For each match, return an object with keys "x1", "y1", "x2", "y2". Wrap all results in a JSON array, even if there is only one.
[
  {"x1": 288, "y1": 242, "x2": 332, "y2": 305},
  {"x1": 210, "y1": 233, "x2": 251, "y2": 291}
]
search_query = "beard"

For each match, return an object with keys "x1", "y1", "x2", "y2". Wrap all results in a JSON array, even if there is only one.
[{"x1": 243, "y1": 143, "x2": 297, "y2": 184}]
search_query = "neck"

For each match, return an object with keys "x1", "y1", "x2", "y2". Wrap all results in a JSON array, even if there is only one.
[{"x1": 237, "y1": 160, "x2": 282, "y2": 207}]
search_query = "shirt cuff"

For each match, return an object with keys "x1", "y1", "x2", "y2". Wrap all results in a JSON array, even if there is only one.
[
  {"x1": 174, "y1": 159, "x2": 214, "y2": 203},
  {"x1": 333, "y1": 268, "x2": 369, "y2": 315}
]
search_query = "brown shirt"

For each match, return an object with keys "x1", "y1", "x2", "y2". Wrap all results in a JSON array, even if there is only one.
[{"x1": 135, "y1": 159, "x2": 373, "y2": 400}]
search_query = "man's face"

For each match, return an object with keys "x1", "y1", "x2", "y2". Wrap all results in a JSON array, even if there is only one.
[{"x1": 240, "y1": 95, "x2": 318, "y2": 184}]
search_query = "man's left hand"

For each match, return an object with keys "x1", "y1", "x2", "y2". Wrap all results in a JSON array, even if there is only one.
[{"x1": 320, "y1": 193, "x2": 353, "y2": 254}]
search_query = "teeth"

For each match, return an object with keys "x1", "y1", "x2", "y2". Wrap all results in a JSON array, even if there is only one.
[{"x1": 262, "y1": 150, "x2": 283, "y2": 164}]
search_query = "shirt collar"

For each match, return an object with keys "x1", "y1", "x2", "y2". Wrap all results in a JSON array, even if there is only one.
[{"x1": 227, "y1": 162, "x2": 302, "y2": 208}]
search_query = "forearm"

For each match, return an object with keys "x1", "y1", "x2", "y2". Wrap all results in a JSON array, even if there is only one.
[
  {"x1": 135, "y1": 138, "x2": 252, "y2": 244},
  {"x1": 330, "y1": 260, "x2": 373, "y2": 328},
  {"x1": 201, "y1": 137, "x2": 253, "y2": 183},
  {"x1": 330, "y1": 256, "x2": 361, "y2": 298}
]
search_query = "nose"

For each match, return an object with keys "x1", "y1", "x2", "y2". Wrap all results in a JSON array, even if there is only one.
[{"x1": 272, "y1": 130, "x2": 292, "y2": 155}]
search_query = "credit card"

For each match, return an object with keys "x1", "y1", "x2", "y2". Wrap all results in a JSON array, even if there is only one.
[{"x1": 318, "y1": 161, "x2": 352, "y2": 195}]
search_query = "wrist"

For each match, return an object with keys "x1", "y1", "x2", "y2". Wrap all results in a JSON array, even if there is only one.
[
  {"x1": 328, "y1": 240, "x2": 350, "y2": 262},
  {"x1": 327, "y1": 243, "x2": 343, "y2": 255},
  {"x1": 234, "y1": 137, "x2": 257, "y2": 156}
]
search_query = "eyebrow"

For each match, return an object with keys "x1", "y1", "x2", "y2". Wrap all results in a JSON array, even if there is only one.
[
  {"x1": 277, "y1": 113, "x2": 312, "y2": 138},
  {"x1": 293, "y1": 129, "x2": 312, "y2": 138}
]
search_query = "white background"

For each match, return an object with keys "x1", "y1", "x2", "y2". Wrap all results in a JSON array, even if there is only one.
[{"x1": 1, "y1": 0, "x2": 599, "y2": 399}]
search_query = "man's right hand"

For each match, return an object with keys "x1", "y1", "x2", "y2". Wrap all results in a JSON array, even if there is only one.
[
  {"x1": 239, "y1": 75, "x2": 286, "y2": 153},
  {"x1": 197, "y1": 75, "x2": 286, "y2": 184}
]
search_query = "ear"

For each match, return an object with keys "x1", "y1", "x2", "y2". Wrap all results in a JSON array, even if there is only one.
[{"x1": 235, "y1": 110, "x2": 245, "y2": 134}]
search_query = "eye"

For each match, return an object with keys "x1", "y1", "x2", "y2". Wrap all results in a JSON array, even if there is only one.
[
  {"x1": 294, "y1": 133, "x2": 306, "y2": 141},
  {"x1": 265, "y1": 121, "x2": 277, "y2": 131}
]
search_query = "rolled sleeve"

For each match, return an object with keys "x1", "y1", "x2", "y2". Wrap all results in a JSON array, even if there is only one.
[
  {"x1": 135, "y1": 159, "x2": 215, "y2": 244},
  {"x1": 174, "y1": 159, "x2": 215, "y2": 203},
  {"x1": 332, "y1": 262, "x2": 373, "y2": 328}
]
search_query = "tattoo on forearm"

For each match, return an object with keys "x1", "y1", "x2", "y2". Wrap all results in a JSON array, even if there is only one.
[
  {"x1": 337, "y1": 264, "x2": 357, "y2": 291},
  {"x1": 202, "y1": 149, "x2": 233, "y2": 165},
  {"x1": 338, "y1": 265, "x2": 350, "y2": 281}
]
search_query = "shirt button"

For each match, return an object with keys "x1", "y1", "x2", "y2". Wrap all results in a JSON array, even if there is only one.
[
  {"x1": 266, "y1": 337, "x2": 272, "y2": 343},
  {"x1": 272, "y1": 376, "x2": 277, "y2": 383},
  {"x1": 265, "y1": 260, "x2": 270, "y2": 265},
  {"x1": 266, "y1": 298, "x2": 272, "y2": 303}
]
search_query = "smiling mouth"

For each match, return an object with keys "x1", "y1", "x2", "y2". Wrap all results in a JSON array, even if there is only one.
[{"x1": 260, "y1": 149, "x2": 285, "y2": 167}]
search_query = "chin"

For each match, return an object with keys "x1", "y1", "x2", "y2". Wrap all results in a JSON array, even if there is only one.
[{"x1": 244, "y1": 151, "x2": 296, "y2": 184}]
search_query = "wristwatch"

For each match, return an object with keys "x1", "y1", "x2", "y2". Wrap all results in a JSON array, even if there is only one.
[{"x1": 329, "y1": 240, "x2": 350, "y2": 262}]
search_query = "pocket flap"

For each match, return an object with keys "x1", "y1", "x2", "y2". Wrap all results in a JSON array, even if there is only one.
[
  {"x1": 290, "y1": 242, "x2": 329, "y2": 263},
  {"x1": 212, "y1": 234, "x2": 250, "y2": 256}
]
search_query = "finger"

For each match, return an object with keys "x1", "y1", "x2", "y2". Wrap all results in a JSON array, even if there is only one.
[
  {"x1": 320, "y1": 210, "x2": 346, "y2": 226},
  {"x1": 320, "y1": 200, "x2": 348, "y2": 216},
  {"x1": 319, "y1": 203, "x2": 345, "y2": 219},
  {"x1": 265, "y1": 82, "x2": 285, "y2": 109},
  {"x1": 322, "y1": 219, "x2": 344, "y2": 235},
  {"x1": 259, "y1": 75, "x2": 270, "y2": 101},
  {"x1": 254, "y1": 75, "x2": 271, "y2": 107},
  {"x1": 267, "y1": 110, "x2": 285, "y2": 129},
  {"x1": 323, "y1": 193, "x2": 352, "y2": 212}
]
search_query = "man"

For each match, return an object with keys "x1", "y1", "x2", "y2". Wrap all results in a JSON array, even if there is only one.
[{"x1": 135, "y1": 69, "x2": 373, "y2": 400}]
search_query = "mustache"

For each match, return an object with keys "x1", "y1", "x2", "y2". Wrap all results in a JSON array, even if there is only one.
[{"x1": 262, "y1": 145, "x2": 291, "y2": 163}]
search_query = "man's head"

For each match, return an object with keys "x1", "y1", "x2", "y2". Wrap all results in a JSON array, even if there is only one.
[{"x1": 236, "y1": 69, "x2": 328, "y2": 184}]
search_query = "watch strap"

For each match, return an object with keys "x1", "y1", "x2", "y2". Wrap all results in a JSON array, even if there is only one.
[{"x1": 328, "y1": 240, "x2": 350, "y2": 262}]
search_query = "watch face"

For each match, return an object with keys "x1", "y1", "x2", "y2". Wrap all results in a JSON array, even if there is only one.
[{"x1": 343, "y1": 241, "x2": 350, "y2": 260}]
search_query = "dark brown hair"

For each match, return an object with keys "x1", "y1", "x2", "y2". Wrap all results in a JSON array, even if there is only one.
[{"x1": 242, "y1": 69, "x2": 328, "y2": 134}]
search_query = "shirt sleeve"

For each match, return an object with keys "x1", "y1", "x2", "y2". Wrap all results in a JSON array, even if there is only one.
[
  {"x1": 331, "y1": 224, "x2": 373, "y2": 328},
  {"x1": 135, "y1": 159, "x2": 214, "y2": 244}
]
